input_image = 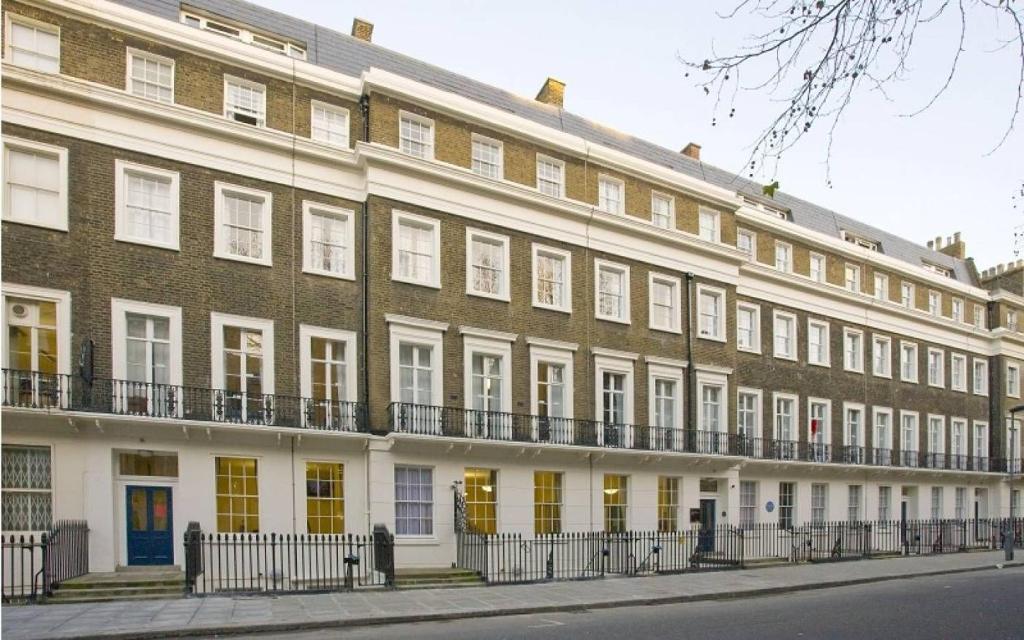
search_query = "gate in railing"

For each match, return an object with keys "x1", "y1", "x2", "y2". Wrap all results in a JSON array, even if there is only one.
[
  {"x1": 2, "y1": 520, "x2": 90, "y2": 603},
  {"x1": 183, "y1": 523, "x2": 395, "y2": 595}
]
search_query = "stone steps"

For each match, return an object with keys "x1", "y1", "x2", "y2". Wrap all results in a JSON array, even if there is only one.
[
  {"x1": 49, "y1": 569, "x2": 185, "y2": 604},
  {"x1": 393, "y1": 567, "x2": 485, "y2": 589}
]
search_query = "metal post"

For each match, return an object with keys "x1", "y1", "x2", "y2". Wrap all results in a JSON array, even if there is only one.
[{"x1": 1007, "y1": 407, "x2": 1021, "y2": 561}]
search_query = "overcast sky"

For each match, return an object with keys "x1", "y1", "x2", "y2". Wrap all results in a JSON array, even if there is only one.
[{"x1": 255, "y1": 0, "x2": 1022, "y2": 270}]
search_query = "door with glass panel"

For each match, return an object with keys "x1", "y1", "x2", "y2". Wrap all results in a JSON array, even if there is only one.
[
  {"x1": 123, "y1": 313, "x2": 172, "y2": 416},
  {"x1": 651, "y1": 379, "x2": 679, "y2": 451},
  {"x1": 125, "y1": 486, "x2": 173, "y2": 565},
  {"x1": 536, "y1": 362, "x2": 568, "y2": 443},
  {"x1": 602, "y1": 372, "x2": 628, "y2": 447},
  {"x1": 396, "y1": 343, "x2": 436, "y2": 433},
  {"x1": 5, "y1": 298, "x2": 59, "y2": 406},
  {"x1": 222, "y1": 326, "x2": 264, "y2": 423},
  {"x1": 470, "y1": 354, "x2": 508, "y2": 439},
  {"x1": 309, "y1": 337, "x2": 349, "y2": 429},
  {"x1": 809, "y1": 401, "x2": 828, "y2": 462}
]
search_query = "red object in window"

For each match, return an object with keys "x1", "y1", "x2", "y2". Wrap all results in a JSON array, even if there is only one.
[{"x1": 811, "y1": 419, "x2": 820, "y2": 435}]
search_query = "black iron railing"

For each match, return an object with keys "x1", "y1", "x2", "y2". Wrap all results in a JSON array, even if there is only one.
[
  {"x1": 2, "y1": 369, "x2": 367, "y2": 432},
  {"x1": 183, "y1": 523, "x2": 394, "y2": 595},
  {"x1": 1, "y1": 520, "x2": 89, "y2": 603},
  {"x1": 456, "y1": 518, "x2": 1020, "y2": 585}
]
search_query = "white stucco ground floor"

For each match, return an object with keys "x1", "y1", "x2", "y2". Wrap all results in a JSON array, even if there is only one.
[{"x1": 2, "y1": 408, "x2": 1018, "y2": 572}]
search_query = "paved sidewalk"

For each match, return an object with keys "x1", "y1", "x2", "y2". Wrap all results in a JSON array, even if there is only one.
[{"x1": 3, "y1": 552, "x2": 1021, "y2": 640}]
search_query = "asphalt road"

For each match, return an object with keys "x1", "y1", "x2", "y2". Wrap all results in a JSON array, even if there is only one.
[{"x1": 224, "y1": 568, "x2": 1024, "y2": 640}]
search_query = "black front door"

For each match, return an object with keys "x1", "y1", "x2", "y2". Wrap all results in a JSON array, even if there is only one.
[
  {"x1": 126, "y1": 486, "x2": 173, "y2": 565},
  {"x1": 698, "y1": 499, "x2": 716, "y2": 552}
]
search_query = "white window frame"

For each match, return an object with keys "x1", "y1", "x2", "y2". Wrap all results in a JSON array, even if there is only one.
[
  {"x1": 114, "y1": 159, "x2": 180, "y2": 250},
  {"x1": 871, "y1": 334, "x2": 892, "y2": 379},
  {"x1": 298, "y1": 324, "x2": 358, "y2": 403},
  {"x1": 398, "y1": 111, "x2": 434, "y2": 159},
  {"x1": 696, "y1": 284, "x2": 726, "y2": 342},
  {"x1": 900, "y1": 340, "x2": 919, "y2": 383},
  {"x1": 873, "y1": 406, "x2": 894, "y2": 451},
  {"x1": 807, "y1": 318, "x2": 830, "y2": 367},
  {"x1": 736, "y1": 302, "x2": 761, "y2": 353},
  {"x1": 737, "y1": 387, "x2": 763, "y2": 440},
  {"x1": 531, "y1": 244, "x2": 572, "y2": 313},
  {"x1": 843, "y1": 328, "x2": 864, "y2": 373},
  {"x1": 647, "y1": 362, "x2": 685, "y2": 435},
  {"x1": 2, "y1": 283, "x2": 72, "y2": 375},
  {"x1": 1008, "y1": 363, "x2": 1021, "y2": 398},
  {"x1": 310, "y1": 100, "x2": 351, "y2": 148},
  {"x1": 210, "y1": 312, "x2": 275, "y2": 395},
  {"x1": 391, "y1": 210, "x2": 441, "y2": 289},
  {"x1": 843, "y1": 402, "x2": 866, "y2": 450},
  {"x1": 927, "y1": 347, "x2": 945, "y2": 388},
  {"x1": 772, "y1": 310, "x2": 797, "y2": 361},
  {"x1": 2, "y1": 136, "x2": 69, "y2": 232},
  {"x1": 950, "y1": 417, "x2": 968, "y2": 465},
  {"x1": 394, "y1": 465, "x2": 434, "y2": 538},
  {"x1": 594, "y1": 259, "x2": 631, "y2": 324},
  {"x1": 597, "y1": 175, "x2": 625, "y2": 215},
  {"x1": 973, "y1": 306, "x2": 986, "y2": 329},
  {"x1": 807, "y1": 397, "x2": 832, "y2": 446},
  {"x1": 873, "y1": 273, "x2": 888, "y2": 302},
  {"x1": 536, "y1": 154, "x2": 565, "y2": 198},
  {"x1": 736, "y1": 227, "x2": 756, "y2": 261},
  {"x1": 901, "y1": 410, "x2": 920, "y2": 459},
  {"x1": 594, "y1": 352, "x2": 636, "y2": 430},
  {"x1": 774, "y1": 241, "x2": 793, "y2": 273},
  {"x1": 470, "y1": 133, "x2": 503, "y2": 180},
  {"x1": 697, "y1": 206, "x2": 721, "y2": 243},
  {"x1": 223, "y1": 75, "x2": 266, "y2": 127},
  {"x1": 696, "y1": 370, "x2": 729, "y2": 434},
  {"x1": 386, "y1": 315, "x2": 448, "y2": 407},
  {"x1": 928, "y1": 290, "x2": 941, "y2": 317},
  {"x1": 651, "y1": 192, "x2": 675, "y2": 229},
  {"x1": 952, "y1": 298, "x2": 964, "y2": 323},
  {"x1": 950, "y1": 353, "x2": 967, "y2": 392},
  {"x1": 302, "y1": 201, "x2": 355, "y2": 280},
  {"x1": 648, "y1": 273, "x2": 682, "y2": 334},
  {"x1": 4, "y1": 13, "x2": 59, "y2": 73},
  {"x1": 125, "y1": 48, "x2": 175, "y2": 103},
  {"x1": 773, "y1": 392, "x2": 799, "y2": 442},
  {"x1": 927, "y1": 414, "x2": 946, "y2": 459},
  {"x1": 973, "y1": 358, "x2": 989, "y2": 396},
  {"x1": 844, "y1": 264, "x2": 861, "y2": 294},
  {"x1": 463, "y1": 332, "x2": 514, "y2": 418},
  {"x1": 529, "y1": 341, "x2": 576, "y2": 421},
  {"x1": 110, "y1": 298, "x2": 183, "y2": 386},
  {"x1": 974, "y1": 421, "x2": 989, "y2": 461},
  {"x1": 809, "y1": 252, "x2": 825, "y2": 283},
  {"x1": 848, "y1": 485, "x2": 863, "y2": 522},
  {"x1": 465, "y1": 228, "x2": 511, "y2": 301},
  {"x1": 213, "y1": 181, "x2": 273, "y2": 266},
  {"x1": 901, "y1": 282, "x2": 915, "y2": 309}
]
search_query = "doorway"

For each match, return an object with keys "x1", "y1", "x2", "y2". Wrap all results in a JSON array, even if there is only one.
[
  {"x1": 125, "y1": 486, "x2": 173, "y2": 565},
  {"x1": 698, "y1": 498, "x2": 716, "y2": 552}
]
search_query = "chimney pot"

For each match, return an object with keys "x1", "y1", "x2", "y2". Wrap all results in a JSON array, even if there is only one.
[
  {"x1": 682, "y1": 142, "x2": 702, "y2": 161},
  {"x1": 927, "y1": 240, "x2": 934, "y2": 250},
  {"x1": 351, "y1": 18, "x2": 374, "y2": 42},
  {"x1": 535, "y1": 77, "x2": 565, "y2": 108},
  {"x1": 998, "y1": 264, "x2": 1006, "y2": 274},
  {"x1": 934, "y1": 236, "x2": 943, "y2": 249},
  {"x1": 953, "y1": 231, "x2": 961, "y2": 243}
]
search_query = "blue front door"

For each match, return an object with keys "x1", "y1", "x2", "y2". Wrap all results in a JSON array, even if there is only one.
[
  {"x1": 126, "y1": 486, "x2": 173, "y2": 565},
  {"x1": 698, "y1": 499, "x2": 716, "y2": 552}
]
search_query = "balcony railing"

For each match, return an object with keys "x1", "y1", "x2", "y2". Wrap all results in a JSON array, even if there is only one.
[{"x1": 1, "y1": 369, "x2": 366, "y2": 432}]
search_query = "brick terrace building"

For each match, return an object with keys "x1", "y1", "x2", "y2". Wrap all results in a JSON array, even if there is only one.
[{"x1": 2, "y1": 0, "x2": 1023, "y2": 571}]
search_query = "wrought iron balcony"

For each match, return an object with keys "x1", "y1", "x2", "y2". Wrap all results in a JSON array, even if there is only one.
[
  {"x1": 1, "y1": 369, "x2": 366, "y2": 432},
  {"x1": 387, "y1": 402, "x2": 740, "y2": 455}
]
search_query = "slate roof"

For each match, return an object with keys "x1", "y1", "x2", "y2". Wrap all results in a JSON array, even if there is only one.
[{"x1": 112, "y1": 0, "x2": 974, "y2": 284}]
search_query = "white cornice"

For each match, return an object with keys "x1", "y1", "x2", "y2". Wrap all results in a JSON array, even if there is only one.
[
  {"x1": 385, "y1": 314, "x2": 450, "y2": 332},
  {"x1": 525, "y1": 336, "x2": 580, "y2": 352},
  {"x1": 591, "y1": 347, "x2": 640, "y2": 361},
  {"x1": 990, "y1": 289, "x2": 1024, "y2": 306},
  {"x1": 459, "y1": 326, "x2": 518, "y2": 342},
  {"x1": 30, "y1": 0, "x2": 363, "y2": 98},
  {"x1": 736, "y1": 206, "x2": 987, "y2": 299},
  {"x1": 644, "y1": 355, "x2": 689, "y2": 369}
]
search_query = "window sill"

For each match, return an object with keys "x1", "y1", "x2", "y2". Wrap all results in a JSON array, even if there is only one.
[
  {"x1": 650, "y1": 324, "x2": 683, "y2": 335},
  {"x1": 773, "y1": 353, "x2": 798, "y2": 362},
  {"x1": 808, "y1": 360, "x2": 831, "y2": 368},
  {"x1": 394, "y1": 536, "x2": 440, "y2": 546},
  {"x1": 737, "y1": 346, "x2": 761, "y2": 355},
  {"x1": 596, "y1": 314, "x2": 631, "y2": 326},
  {"x1": 213, "y1": 251, "x2": 272, "y2": 267},
  {"x1": 302, "y1": 265, "x2": 356, "y2": 281},
  {"x1": 873, "y1": 372, "x2": 893, "y2": 380},
  {"x1": 2, "y1": 216, "x2": 68, "y2": 233},
  {"x1": 115, "y1": 235, "x2": 180, "y2": 252},
  {"x1": 392, "y1": 275, "x2": 441, "y2": 290},
  {"x1": 467, "y1": 290, "x2": 511, "y2": 303},
  {"x1": 532, "y1": 302, "x2": 572, "y2": 315},
  {"x1": 697, "y1": 334, "x2": 726, "y2": 344}
]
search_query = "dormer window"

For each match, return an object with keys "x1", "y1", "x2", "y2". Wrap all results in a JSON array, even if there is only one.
[
  {"x1": 841, "y1": 230, "x2": 879, "y2": 252},
  {"x1": 922, "y1": 262, "x2": 952, "y2": 278},
  {"x1": 181, "y1": 11, "x2": 307, "y2": 60}
]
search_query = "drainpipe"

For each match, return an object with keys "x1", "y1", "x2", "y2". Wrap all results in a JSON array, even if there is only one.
[
  {"x1": 685, "y1": 272, "x2": 696, "y2": 437},
  {"x1": 359, "y1": 93, "x2": 372, "y2": 534}
]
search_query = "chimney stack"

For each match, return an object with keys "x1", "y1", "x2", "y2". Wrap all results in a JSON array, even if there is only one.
[
  {"x1": 682, "y1": 142, "x2": 702, "y2": 161},
  {"x1": 351, "y1": 18, "x2": 374, "y2": 42},
  {"x1": 535, "y1": 78, "x2": 565, "y2": 108},
  {"x1": 935, "y1": 231, "x2": 966, "y2": 260}
]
